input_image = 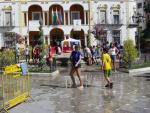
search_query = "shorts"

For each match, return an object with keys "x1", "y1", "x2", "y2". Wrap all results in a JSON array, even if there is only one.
[
  {"x1": 72, "y1": 64, "x2": 81, "y2": 68},
  {"x1": 110, "y1": 55, "x2": 116, "y2": 61},
  {"x1": 104, "y1": 70, "x2": 111, "y2": 77}
]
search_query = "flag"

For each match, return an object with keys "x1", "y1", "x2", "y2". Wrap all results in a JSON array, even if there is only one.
[
  {"x1": 58, "y1": 10, "x2": 63, "y2": 24},
  {"x1": 52, "y1": 8, "x2": 54, "y2": 24},
  {"x1": 52, "y1": 8, "x2": 57, "y2": 24},
  {"x1": 56, "y1": 8, "x2": 60, "y2": 24}
]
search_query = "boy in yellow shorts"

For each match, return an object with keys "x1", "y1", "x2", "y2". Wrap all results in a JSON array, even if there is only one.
[{"x1": 102, "y1": 48, "x2": 113, "y2": 88}]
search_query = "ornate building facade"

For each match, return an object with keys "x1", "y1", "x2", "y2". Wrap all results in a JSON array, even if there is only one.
[{"x1": 0, "y1": 0, "x2": 137, "y2": 48}]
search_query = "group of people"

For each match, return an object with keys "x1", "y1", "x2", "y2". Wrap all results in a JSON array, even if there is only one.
[
  {"x1": 83, "y1": 42, "x2": 120, "y2": 72},
  {"x1": 15, "y1": 44, "x2": 62, "y2": 64},
  {"x1": 69, "y1": 42, "x2": 121, "y2": 90},
  {"x1": 15, "y1": 45, "x2": 30, "y2": 63}
]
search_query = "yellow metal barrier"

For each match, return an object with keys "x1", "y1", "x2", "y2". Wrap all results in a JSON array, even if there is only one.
[{"x1": 0, "y1": 63, "x2": 30, "y2": 112}]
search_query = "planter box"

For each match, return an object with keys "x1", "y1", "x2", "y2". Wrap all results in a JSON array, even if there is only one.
[{"x1": 120, "y1": 67, "x2": 150, "y2": 75}]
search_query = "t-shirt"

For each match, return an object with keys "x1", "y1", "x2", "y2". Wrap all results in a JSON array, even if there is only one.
[
  {"x1": 109, "y1": 47, "x2": 117, "y2": 55},
  {"x1": 25, "y1": 47, "x2": 29, "y2": 55},
  {"x1": 71, "y1": 51, "x2": 81, "y2": 66},
  {"x1": 58, "y1": 47, "x2": 61, "y2": 54},
  {"x1": 84, "y1": 47, "x2": 92, "y2": 57},
  {"x1": 102, "y1": 53, "x2": 111, "y2": 70},
  {"x1": 48, "y1": 52, "x2": 53, "y2": 61}
]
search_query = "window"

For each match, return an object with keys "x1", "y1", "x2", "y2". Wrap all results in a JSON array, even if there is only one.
[
  {"x1": 137, "y1": 3, "x2": 142, "y2": 9},
  {"x1": 71, "y1": 11, "x2": 80, "y2": 24},
  {"x1": 100, "y1": 10, "x2": 106, "y2": 24},
  {"x1": 113, "y1": 30, "x2": 120, "y2": 43},
  {"x1": 5, "y1": 12, "x2": 12, "y2": 26},
  {"x1": 99, "y1": 30, "x2": 107, "y2": 43},
  {"x1": 32, "y1": 12, "x2": 41, "y2": 20},
  {"x1": 113, "y1": 11, "x2": 119, "y2": 24}
]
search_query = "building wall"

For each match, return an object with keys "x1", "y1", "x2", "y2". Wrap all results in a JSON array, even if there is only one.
[
  {"x1": 0, "y1": 0, "x2": 138, "y2": 48},
  {"x1": 135, "y1": 0, "x2": 146, "y2": 30}
]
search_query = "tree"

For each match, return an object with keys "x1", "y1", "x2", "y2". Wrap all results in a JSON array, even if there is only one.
[
  {"x1": 144, "y1": 3, "x2": 150, "y2": 13},
  {"x1": 141, "y1": 22, "x2": 150, "y2": 49},
  {"x1": 122, "y1": 39, "x2": 138, "y2": 68},
  {"x1": 0, "y1": 49, "x2": 15, "y2": 67},
  {"x1": 38, "y1": 20, "x2": 45, "y2": 70}
]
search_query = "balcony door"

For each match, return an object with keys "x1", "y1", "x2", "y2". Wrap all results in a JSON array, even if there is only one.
[
  {"x1": 100, "y1": 11, "x2": 106, "y2": 24},
  {"x1": 32, "y1": 12, "x2": 41, "y2": 20},
  {"x1": 113, "y1": 11, "x2": 119, "y2": 24},
  {"x1": 5, "y1": 12, "x2": 12, "y2": 26}
]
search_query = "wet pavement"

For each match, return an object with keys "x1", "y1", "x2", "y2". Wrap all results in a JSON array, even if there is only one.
[{"x1": 10, "y1": 66, "x2": 150, "y2": 113}]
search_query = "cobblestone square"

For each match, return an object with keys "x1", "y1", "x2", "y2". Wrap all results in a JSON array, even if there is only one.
[{"x1": 9, "y1": 66, "x2": 150, "y2": 113}]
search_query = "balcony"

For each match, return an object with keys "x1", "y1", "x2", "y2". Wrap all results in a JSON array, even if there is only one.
[
  {"x1": 128, "y1": 21, "x2": 138, "y2": 28},
  {"x1": 99, "y1": 20, "x2": 123, "y2": 28},
  {"x1": 0, "y1": 21, "x2": 15, "y2": 28}
]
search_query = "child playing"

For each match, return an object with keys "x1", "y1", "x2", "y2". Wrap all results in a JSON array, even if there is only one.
[
  {"x1": 70, "y1": 45, "x2": 83, "y2": 90},
  {"x1": 102, "y1": 48, "x2": 113, "y2": 88}
]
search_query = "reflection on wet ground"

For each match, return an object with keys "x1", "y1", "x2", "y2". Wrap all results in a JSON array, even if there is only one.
[{"x1": 10, "y1": 68, "x2": 150, "y2": 113}]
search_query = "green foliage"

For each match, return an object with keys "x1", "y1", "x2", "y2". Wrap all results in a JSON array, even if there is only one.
[
  {"x1": 123, "y1": 39, "x2": 138, "y2": 68},
  {"x1": 38, "y1": 20, "x2": 46, "y2": 69},
  {"x1": 87, "y1": 33, "x2": 91, "y2": 47},
  {"x1": 0, "y1": 49, "x2": 15, "y2": 67},
  {"x1": 144, "y1": 4, "x2": 150, "y2": 13}
]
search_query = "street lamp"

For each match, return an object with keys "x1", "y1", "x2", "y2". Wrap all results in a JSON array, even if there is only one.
[{"x1": 132, "y1": 12, "x2": 145, "y2": 57}]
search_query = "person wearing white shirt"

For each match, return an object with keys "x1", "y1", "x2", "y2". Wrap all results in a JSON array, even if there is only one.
[
  {"x1": 109, "y1": 43, "x2": 119, "y2": 72},
  {"x1": 24, "y1": 45, "x2": 30, "y2": 63},
  {"x1": 84, "y1": 46, "x2": 92, "y2": 65}
]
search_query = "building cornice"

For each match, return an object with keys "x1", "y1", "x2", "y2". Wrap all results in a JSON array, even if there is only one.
[{"x1": 0, "y1": 0, "x2": 136, "y2": 3}]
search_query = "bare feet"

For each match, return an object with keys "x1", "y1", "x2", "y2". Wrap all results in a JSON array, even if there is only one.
[{"x1": 78, "y1": 85, "x2": 84, "y2": 90}]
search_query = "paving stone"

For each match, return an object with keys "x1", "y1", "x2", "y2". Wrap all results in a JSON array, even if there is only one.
[{"x1": 9, "y1": 65, "x2": 150, "y2": 113}]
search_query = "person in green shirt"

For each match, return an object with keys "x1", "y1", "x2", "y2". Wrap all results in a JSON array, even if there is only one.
[{"x1": 102, "y1": 48, "x2": 113, "y2": 88}]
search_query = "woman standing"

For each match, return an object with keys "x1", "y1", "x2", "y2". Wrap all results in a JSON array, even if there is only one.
[
  {"x1": 109, "y1": 43, "x2": 119, "y2": 72},
  {"x1": 70, "y1": 45, "x2": 83, "y2": 89}
]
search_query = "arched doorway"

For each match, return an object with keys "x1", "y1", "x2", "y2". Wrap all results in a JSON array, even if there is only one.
[
  {"x1": 29, "y1": 31, "x2": 39, "y2": 47},
  {"x1": 50, "y1": 28, "x2": 64, "y2": 46},
  {"x1": 70, "y1": 29, "x2": 85, "y2": 46}
]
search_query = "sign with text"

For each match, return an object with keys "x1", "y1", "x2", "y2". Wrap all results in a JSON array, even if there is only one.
[{"x1": 73, "y1": 19, "x2": 81, "y2": 31}]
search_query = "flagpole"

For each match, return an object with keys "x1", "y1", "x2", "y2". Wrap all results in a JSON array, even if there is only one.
[
  {"x1": 52, "y1": 8, "x2": 54, "y2": 25},
  {"x1": 56, "y1": 8, "x2": 59, "y2": 24}
]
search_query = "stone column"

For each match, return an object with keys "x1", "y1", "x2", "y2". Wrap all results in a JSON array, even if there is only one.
[
  {"x1": 48, "y1": 35, "x2": 50, "y2": 45},
  {"x1": 64, "y1": 11, "x2": 66, "y2": 25},
  {"x1": 68, "y1": 11, "x2": 70, "y2": 25},
  {"x1": 84, "y1": 11, "x2": 86, "y2": 25},
  {"x1": 26, "y1": 12, "x2": 28, "y2": 26},
  {"x1": 47, "y1": 11, "x2": 49, "y2": 25},
  {"x1": 42, "y1": 12, "x2": 45, "y2": 26},
  {"x1": 84, "y1": 35, "x2": 87, "y2": 46},
  {"x1": 87, "y1": 11, "x2": 89, "y2": 25},
  {"x1": 27, "y1": 35, "x2": 29, "y2": 46}
]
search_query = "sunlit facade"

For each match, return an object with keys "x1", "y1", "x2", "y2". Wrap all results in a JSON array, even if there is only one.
[{"x1": 0, "y1": 0, "x2": 137, "y2": 48}]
